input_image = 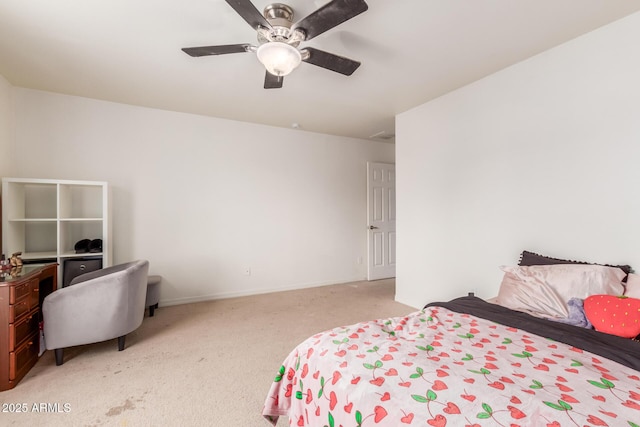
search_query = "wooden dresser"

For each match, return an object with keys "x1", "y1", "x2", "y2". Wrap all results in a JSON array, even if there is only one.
[{"x1": 0, "y1": 264, "x2": 57, "y2": 391}]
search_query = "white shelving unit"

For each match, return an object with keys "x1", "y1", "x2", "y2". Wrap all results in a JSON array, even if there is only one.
[{"x1": 1, "y1": 178, "x2": 111, "y2": 287}]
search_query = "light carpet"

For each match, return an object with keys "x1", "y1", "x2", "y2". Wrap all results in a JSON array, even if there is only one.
[{"x1": 1, "y1": 279, "x2": 414, "y2": 426}]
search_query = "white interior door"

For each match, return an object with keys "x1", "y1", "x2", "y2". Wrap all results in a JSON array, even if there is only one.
[{"x1": 367, "y1": 162, "x2": 396, "y2": 280}]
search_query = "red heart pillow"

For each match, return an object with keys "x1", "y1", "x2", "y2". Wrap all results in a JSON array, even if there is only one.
[{"x1": 584, "y1": 295, "x2": 640, "y2": 338}]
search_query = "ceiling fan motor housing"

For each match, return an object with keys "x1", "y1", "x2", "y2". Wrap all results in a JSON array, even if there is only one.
[{"x1": 257, "y1": 3, "x2": 305, "y2": 46}]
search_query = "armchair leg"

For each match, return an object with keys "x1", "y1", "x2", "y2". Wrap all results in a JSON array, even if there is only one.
[
  {"x1": 54, "y1": 349, "x2": 64, "y2": 366},
  {"x1": 118, "y1": 335, "x2": 126, "y2": 351}
]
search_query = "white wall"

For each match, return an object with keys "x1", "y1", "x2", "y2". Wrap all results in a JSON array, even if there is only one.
[
  {"x1": 10, "y1": 89, "x2": 394, "y2": 305},
  {"x1": 0, "y1": 75, "x2": 14, "y2": 177},
  {"x1": 396, "y1": 12, "x2": 640, "y2": 308}
]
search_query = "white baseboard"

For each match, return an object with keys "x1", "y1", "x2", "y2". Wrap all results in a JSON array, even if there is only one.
[{"x1": 157, "y1": 275, "x2": 368, "y2": 308}]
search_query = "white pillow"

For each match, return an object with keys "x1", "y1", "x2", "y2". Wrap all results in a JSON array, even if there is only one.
[{"x1": 496, "y1": 264, "x2": 626, "y2": 319}]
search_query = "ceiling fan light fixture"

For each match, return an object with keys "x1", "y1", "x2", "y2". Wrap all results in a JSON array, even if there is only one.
[{"x1": 256, "y1": 42, "x2": 301, "y2": 76}]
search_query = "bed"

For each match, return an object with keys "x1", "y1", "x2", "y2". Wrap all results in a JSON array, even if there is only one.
[{"x1": 262, "y1": 251, "x2": 640, "y2": 426}]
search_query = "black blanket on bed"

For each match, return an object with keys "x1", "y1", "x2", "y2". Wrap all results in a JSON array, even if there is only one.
[{"x1": 425, "y1": 296, "x2": 640, "y2": 372}]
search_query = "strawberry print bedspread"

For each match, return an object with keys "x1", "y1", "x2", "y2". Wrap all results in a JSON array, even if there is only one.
[{"x1": 262, "y1": 299, "x2": 640, "y2": 426}]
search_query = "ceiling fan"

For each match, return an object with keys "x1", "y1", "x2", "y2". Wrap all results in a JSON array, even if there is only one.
[{"x1": 181, "y1": 0, "x2": 368, "y2": 89}]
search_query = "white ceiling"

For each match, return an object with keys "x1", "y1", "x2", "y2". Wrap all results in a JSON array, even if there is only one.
[{"x1": 2, "y1": 0, "x2": 640, "y2": 141}]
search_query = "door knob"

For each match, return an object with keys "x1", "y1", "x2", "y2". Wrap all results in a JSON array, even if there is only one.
[{"x1": 368, "y1": 225, "x2": 378, "y2": 230}]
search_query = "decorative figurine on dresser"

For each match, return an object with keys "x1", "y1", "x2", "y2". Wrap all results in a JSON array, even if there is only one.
[{"x1": 0, "y1": 263, "x2": 57, "y2": 391}]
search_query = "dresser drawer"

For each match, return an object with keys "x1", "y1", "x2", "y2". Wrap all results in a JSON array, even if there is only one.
[
  {"x1": 9, "y1": 310, "x2": 39, "y2": 352},
  {"x1": 9, "y1": 299, "x2": 30, "y2": 323},
  {"x1": 9, "y1": 334, "x2": 39, "y2": 381},
  {"x1": 9, "y1": 281, "x2": 31, "y2": 304}
]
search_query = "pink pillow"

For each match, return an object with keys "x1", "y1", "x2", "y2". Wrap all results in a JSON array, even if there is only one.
[
  {"x1": 624, "y1": 273, "x2": 640, "y2": 299},
  {"x1": 497, "y1": 264, "x2": 626, "y2": 319},
  {"x1": 584, "y1": 294, "x2": 640, "y2": 338}
]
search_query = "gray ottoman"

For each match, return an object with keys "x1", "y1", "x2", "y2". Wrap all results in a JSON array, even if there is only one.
[{"x1": 146, "y1": 275, "x2": 162, "y2": 317}]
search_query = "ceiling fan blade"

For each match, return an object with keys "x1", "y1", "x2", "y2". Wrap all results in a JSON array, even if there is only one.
[
  {"x1": 302, "y1": 47, "x2": 361, "y2": 76},
  {"x1": 293, "y1": 0, "x2": 368, "y2": 41},
  {"x1": 182, "y1": 44, "x2": 252, "y2": 57},
  {"x1": 264, "y1": 71, "x2": 283, "y2": 89},
  {"x1": 225, "y1": 0, "x2": 272, "y2": 30}
]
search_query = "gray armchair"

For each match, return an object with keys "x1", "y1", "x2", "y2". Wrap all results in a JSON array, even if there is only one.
[{"x1": 42, "y1": 260, "x2": 149, "y2": 365}]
